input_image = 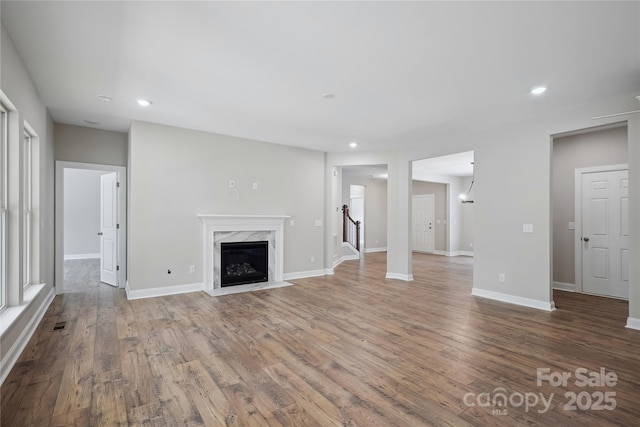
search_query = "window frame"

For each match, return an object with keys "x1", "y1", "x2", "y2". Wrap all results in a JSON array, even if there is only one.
[{"x1": 22, "y1": 127, "x2": 32, "y2": 290}]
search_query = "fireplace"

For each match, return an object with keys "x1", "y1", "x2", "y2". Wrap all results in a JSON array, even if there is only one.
[
  {"x1": 198, "y1": 214, "x2": 290, "y2": 295},
  {"x1": 221, "y1": 241, "x2": 268, "y2": 287}
]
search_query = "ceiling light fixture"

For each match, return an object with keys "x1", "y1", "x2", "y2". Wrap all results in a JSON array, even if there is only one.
[
  {"x1": 137, "y1": 99, "x2": 152, "y2": 107},
  {"x1": 530, "y1": 86, "x2": 547, "y2": 95},
  {"x1": 349, "y1": 141, "x2": 358, "y2": 148},
  {"x1": 97, "y1": 95, "x2": 112, "y2": 102}
]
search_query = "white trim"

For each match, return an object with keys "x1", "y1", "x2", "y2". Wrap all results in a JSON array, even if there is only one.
[
  {"x1": 0, "y1": 285, "x2": 54, "y2": 385},
  {"x1": 125, "y1": 281, "x2": 204, "y2": 300},
  {"x1": 341, "y1": 254, "x2": 360, "y2": 261},
  {"x1": 365, "y1": 247, "x2": 387, "y2": 253},
  {"x1": 56, "y1": 161, "x2": 127, "y2": 295},
  {"x1": 283, "y1": 269, "x2": 326, "y2": 281},
  {"x1": 553, "y1": 281, "x2": 576, "y2": 292},
  {"x1": 324, "y1": 268, "x2": 335, "y2": 275},
  {"x1": 625, "y1": 317, "x2": 640, "y2": 330},
  {"x1": 64, "y1": 253, "x2": 100, "y2": 260},
  {"x1": 574, "y1": 164, "x2": 628, "y2": 295},
  {"x1": 198, "y1": 214, "x2": 289, "y2": 293},
  {"x1": 471, "y1": 288, "x2": 556, "y2": 311},
  {"x1": 386, "y1": 272, "x2": 414, "y2": 281}
]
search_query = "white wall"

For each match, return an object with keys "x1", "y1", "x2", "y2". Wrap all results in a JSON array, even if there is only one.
[
  {"x1": 460, "y1": 176, "x2": 475, "y2": 254},
  {"x1": 63, "y1": 169, "x2": 104, "y2": 257},
  {"x1": 128, "y1": 121, "x2": 325, "y2": 292}
]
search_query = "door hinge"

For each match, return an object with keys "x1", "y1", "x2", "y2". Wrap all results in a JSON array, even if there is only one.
[
  {"x1": 117, "y1": 223, "x2": 120, "y2": 229},
  {"x1": 117, "y1": 265, "x2": 120, "y2": 271},
  {"x1": 117, "y1": 182, "x2": 120, "y2": 188}
]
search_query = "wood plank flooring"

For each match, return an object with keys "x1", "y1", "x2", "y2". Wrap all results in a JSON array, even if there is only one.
[{"x1": 3, "y1": 253, "x2": 640, "y2": 426}]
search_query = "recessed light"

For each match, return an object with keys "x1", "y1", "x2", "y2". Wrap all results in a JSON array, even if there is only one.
[
  {"x1": 137, "y1": 99, "x2": 152, "y2": 107},
  {"x1": 322, "y1": 93, "x2": 335, "y2": 99},
  {"x1": 531, "y1": 86, "x2": 547, "y2": 95},
  {"x1": 349, "y1": 141, "x2": 358, "y2": 148},
  {"x1": 97, "y1": 95, "x2": 112, "y2": 102}
]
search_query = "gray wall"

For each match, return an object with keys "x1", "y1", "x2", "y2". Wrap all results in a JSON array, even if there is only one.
[
  {"x1": 342, "y1": 175, "x2": 388, "y2": 250},
  {"x1": 412, "y1": 180, "x2": 447, "y2": 252},
  {"x1": 128, "y1": 120, "x2": 325, "y2": 291},
  {"x1": 63, "y1": 169, "x2": 103, "y2": 257},
  {"x1": 55, "y1": 124, "x2": 128, "y2": 166},
  {"x1": 552, "y1": 125, "x2": 628, "y2": 285},
  {"x1": 0, "y1": 23, "x2": 55, "y2": 369}
]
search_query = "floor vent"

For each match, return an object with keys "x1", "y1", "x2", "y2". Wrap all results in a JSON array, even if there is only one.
[{"x1": 53, "y1": 322, "x2": 66, "y2": 330}]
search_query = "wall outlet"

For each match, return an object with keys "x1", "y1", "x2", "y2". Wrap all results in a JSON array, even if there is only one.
[
  {"x1": 569, "y1": 221, "x2": 575, "y2": 230},
  {"x1": 523, "y1": 224, "x2": 533, "y2": 233},
  {"x1": 315, "y1": 220, "x2": 322, "y2": 227},
  {"x1": 189, "y1": 265, "x2": 196, "y2": 274},
  {"x1": 498, "y1": 273, "x2": 506, "y2": 283}
]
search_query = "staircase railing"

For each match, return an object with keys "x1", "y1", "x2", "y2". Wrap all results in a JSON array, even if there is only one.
[{"x1": 342, "y1": 204, "x2": 361, "y2": 252}]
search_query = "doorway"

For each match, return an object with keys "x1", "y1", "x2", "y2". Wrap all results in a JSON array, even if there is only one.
[
  {"x1": 55, "y1": 161, "x2": 127, "y2": 294},
  {"x1": 551, "y1": 124, "x2": 628, "y2": 300}
]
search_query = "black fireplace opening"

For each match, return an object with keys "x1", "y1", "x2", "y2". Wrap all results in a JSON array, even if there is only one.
[{"x1": 221, "y1": 241, "x2": 268, "y2": 287}]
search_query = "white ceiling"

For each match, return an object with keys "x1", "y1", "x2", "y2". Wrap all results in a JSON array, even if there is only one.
[{"x1": 2, "y1": 1, "x2": 639, "y2": 153}]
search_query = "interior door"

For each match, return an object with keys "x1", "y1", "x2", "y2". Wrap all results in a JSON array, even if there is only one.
[
  {"x1": 581, "y1": 169, "x2": 628, "y2": 299},
  {"x1": 412, "y1": 194, "x2": 434, "y2": 253},
  {"x1": 100, "y1": 172, "x2": 118, "y2": 286}
]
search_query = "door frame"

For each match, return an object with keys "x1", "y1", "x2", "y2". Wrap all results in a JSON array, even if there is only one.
[
  {"x1": 55, "y1": 161, "x2": 127, "y2": 294},
  {"x1": 574, "y1": 163, "x2": 628, "y2": 294}
]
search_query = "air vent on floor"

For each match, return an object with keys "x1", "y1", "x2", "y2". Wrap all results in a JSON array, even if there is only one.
[{"x1": 53, "y1": 322, "x2": 66, "y2": 330}]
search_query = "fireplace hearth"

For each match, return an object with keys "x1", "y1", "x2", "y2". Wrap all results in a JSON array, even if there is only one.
[{"x1": 221, "y1": 241, "x2": 268, "y2": 287}]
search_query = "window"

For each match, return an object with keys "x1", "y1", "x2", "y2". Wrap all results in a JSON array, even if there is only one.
[
  {"x1": 0, "y1": 104, "x2": 7, "y2": 309},
  {"x1": 22, "y1": 128, "x2": 33, "y2": 290}
]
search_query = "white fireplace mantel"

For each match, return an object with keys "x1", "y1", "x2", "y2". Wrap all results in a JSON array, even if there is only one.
[{"x1": 198, "y1": 214, "x2": 290, "y2": 296}]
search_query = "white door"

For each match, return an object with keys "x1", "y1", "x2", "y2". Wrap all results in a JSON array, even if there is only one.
[
  {"x1": 412, "y1": 195, "x2": 434, "y2": 253},
  {"x1": 100, "y1": 172, "x2": 118, "y2": 286},
  {"x1": 581, "y1": 170, "x2": 628, "y2": 299}
]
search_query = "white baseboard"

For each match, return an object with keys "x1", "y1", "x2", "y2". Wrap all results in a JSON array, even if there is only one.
[
  {"x1": 386, "y1": 272, "x2": 414, "y2": 281},
  {"x1": 284, "y1": 269, "x2": 326, "y2": 281},
  {"x1": 1, "y1": 285, "x2": 55, "y2": 385},
  {"x1": 553, "y1": 281, "x2": 576, "y2": 292},
  {"x1": 471, "y1": 288, "x2": 556, "y2": 312},
  {"x1": 341, "y1": 254, "x2": 360, "y2": 261},
  {"x1": 125, "y1": 282, "x2": 204, "y2": 300},
  {"x1": 365, "y1": 247, "x2": 387, "y2": 253},
  {"x1": 626, "y1": 317, "x2": 640, "y2": 330},
  {"x1": 324, "y1": 268, "x2": 335, "y2": 275},
  {"x1": 64, "y1": 253, "x2": 100, "y2": 260}
]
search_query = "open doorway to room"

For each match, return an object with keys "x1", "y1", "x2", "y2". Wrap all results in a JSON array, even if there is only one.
[
  {"x1": 334, "y1": 165, "x2": 388, "y2": 266},
  {"x1": 55, "y1": 161, "x2": 127, "y2": 294},
  {"x1": 411, "y1": 151, "x2": 475, "y2": 259},
  {"x1": 551, "y1": 123, "x2": 628, "y2": 300}
]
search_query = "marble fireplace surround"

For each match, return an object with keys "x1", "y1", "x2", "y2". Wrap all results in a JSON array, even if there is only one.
[{"x1": 198, "y1": 214, "x2": 292, "y2": 296}]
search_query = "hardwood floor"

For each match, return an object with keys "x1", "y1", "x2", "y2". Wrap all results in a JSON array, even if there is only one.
[{"x1": 3, "y1": 253, "x2": 640, "y2": 426}]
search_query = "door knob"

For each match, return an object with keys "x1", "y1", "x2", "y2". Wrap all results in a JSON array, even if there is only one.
[
  {"x1": 582, "y1": 237, "x2": 589, "y2": 242},
  {"x1": 98, "y1": 232, "x2": 103, "y2": 236}
]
